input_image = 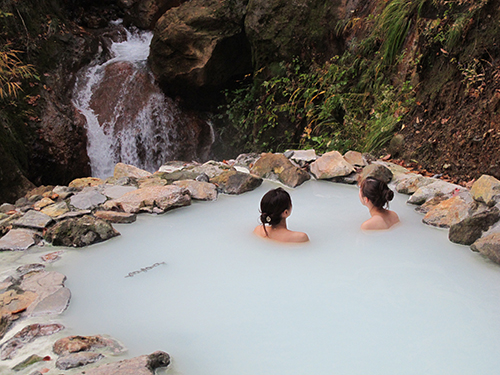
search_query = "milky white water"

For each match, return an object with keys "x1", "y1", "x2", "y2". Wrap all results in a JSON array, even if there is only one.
[{"x1": 53, "y1": 180, "x2": 500, "y2": 375}]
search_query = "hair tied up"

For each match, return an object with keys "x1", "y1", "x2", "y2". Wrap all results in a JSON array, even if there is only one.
[{"x1": 266, "y1": 216, "x2": 271, "y2": 223}]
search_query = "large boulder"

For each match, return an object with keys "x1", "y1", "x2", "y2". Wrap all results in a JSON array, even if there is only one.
[
  {"x1": 408, "y1": 180, "x2": 463, "y2": 205},
  {"x1": 149, "y1": 0, "x2": 252, "y2": 106},
  {"x1": 422, "y1": 196, "x2": 470, "y2": 228},
  {"x1": 102, "y1": 185, "x2": 191, "y2": 213},
  {"x1": 120, "y1": 0, "x2": 186, "y2": 29},
  {"x1": 359, "y1": 163, "x2": 393, "y2": 184},
  {"x1": 251, "y1": 153, "x2": 310, "y2": 187},
  {"x1": 471, "y1": 175, "x2": 500, "y2": 206},
  {"x1": 309, "y1": 151, "x2": 354, "y2": 180},
  {"x1": 173, "y1": 180, "x2": 218, "y2": 200},
  {"x1": 210, "y1": 170, "x2": 263, "y2": 194},
  {"x1": 57, "y1": 352, "x2": 104, "y2": 370},
  {"x1": 395, "y1": 174, "x2": 435, "y2": 195},
  {"x1": 449, "y1": 206, "x2": 500, "y2": 245},
  {"x1": 114, "y1": 163, "x2": 152, "y2": 180},
  {"x1": 44, "y1": 215, "x2": 120, "y2": 247},
  {"x1": 471, "y1": 232, "x2": 500, "y2": 264},
  {"x1": 70, "y1": 188, "x2": 108, "y2": 210}
]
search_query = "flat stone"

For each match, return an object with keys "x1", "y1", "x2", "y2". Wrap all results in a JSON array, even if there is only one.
[
  {"x1": 114, "y1": 162, "x2": 152, "y2": 179},
  {"x1": 0, "y1": 203, "x2": 15, "y2": 213},
  {"x1": 21, "y1": 271, "x2": 66, "y2": 304},
  {"x1": 41, "y1": 251, "x2": 63, "y2": 263},
  {"x1": 422, "y1": 196, "x2": 470, "y2": 228},
  {"x1": 153, "y1": 170, "x2": 200, "y2": 183},
  {"x1": 211, "y1": 170, "x2": 263, "y2": 194},
  {"x1": 69, "y1": 177, "x2": 104, "y2": 189},
  {"x1": 187, "y1": 160, "x2": 233, "y2": 179},
  {"x1": 13, "y1": 210, "x2": 53, "y2": 230},
  {"x1": 94, "y1": 211, "x2": 137, "y2": 224},
  {"x1": 138, "y1": 177, "x2": 168, "y2": 189},
  {"x1": 56, "y1": 352, "x2": 104, "y2": 370},
  {"x1": 414, "y1": 194, "x2": 449, "y2": 214},
  {"x1": 30, "y1": 287, "x2": 71, "y2": 317},
  {"x1": 101, "y1": 185, "x2": 138, "y2": 199},
  {"x1": 408, "y1": 180, "x2": 463, "y2": 205},
  {"x1": 70, "y1": 188, "x2": 107, "y2": 210},
  {"x1": 53, "y1": 186, "x2": 77, "y2": 199},
  {"x1": 33, "y1": 197, "x2": 55, "y2": 211},
  {"x1": 81, "y1": 351, "x2": 170, "y2": 375},
  {"x1": 41, "y1": 201, "x2": 70, "y2": 217},
  {"x1": 343, "y1": 150, "x2": 365, "y2": 166},
  {"x1": 173, "y1": 180, "x2": 218, "y2": 201},
  {"x1": 12, "y1": 354, "x2": 44, "y2": 371},
  {"x1": 471, "y1": 232, "x2": 500, "y2": 264},
  {"x1": 287, "y1": 149, "x2": 317, "y2": 165},
  {"x1": 0, "y1": 229, "x2": 39, "y2": 251},
  {"x1": 310, "y1": 151, "x2": 355, "y2": 179},
  {"x1": 102, "y1": 186, "x2": 191, "y2": 213},
  {"x1": 55, "y1": 210, "x2": 92, "y2": 221},
  {"x1": 449, "y1": 206, "x2": 500, "y2": 245},
  {"x1": 158, "y1": 160, "x2": 195, "y2": 173},
  {"x1": 54, "y1": 335, "x2": 124, "y2": 356},
  {"x1": 17, "y1": 263, "x2": 45, "y2": 276},
  {"x1": 471, "y1": 174, "x2": 500, "y2": 206},
  {"x1": 0, "y1": 290, "x2": 38, "y2": 317}
]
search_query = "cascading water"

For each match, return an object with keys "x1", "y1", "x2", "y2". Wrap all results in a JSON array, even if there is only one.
[{"x1": 73, "y1": 23, "x2": 213, "y2": 178}]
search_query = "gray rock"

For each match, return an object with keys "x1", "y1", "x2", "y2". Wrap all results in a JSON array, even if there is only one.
[
  {"x1": 0, "y1": 203, "x2": 15, "y2": 213},
  {"x1": 53, "y1": 335, "x2": 125, "y2": 356},
  {"x1": 470, "y1": 174, "x2": 500, "y2": 206},
  {"x1": 93, "y1": 211, "x2": 137, "y2": 224},
  {"x1": 80, "y1": 351, "x2": 170, "y2": 375},
  {"x1": 30, "y1": 287, "x2": 71, "y2": 316},
  {"x1": 53, "y1": 185, "x2": 77, "y2": 199},
  {"x1": 101, "y1": 185, "x2": 138, "y2": 199},
  {"x1": 45, "y1": 215, "x2": 120, "y2": 247},
  {"x1": 408, "y1": 180, "x2": 463, "y2": 205},
  {"x1": 173, "y1": 180, "x2": 218, "y2": 201},
  {"x1": 310, "y1": 151, "x2": 355, "y2": 179},
  {"x1": 17, "y1": 263, "x2": 45, "y2": 276},
  {"x1": 287, "y1": 149, "x2": 317, "y2": 166},
  {"x1": 343, "y1": 150, "x2": 365, "y2": 167},
  {"x1": 188, "y1": 160, "x2": 233, "y2": 179},
  {"x1": 211, "y1": 170, "x2": 263, "y2": 194},
  {"x1": 360, "y1": 163, "x2": 393, "y2": 184},
  {"x1": 56, "y1": 352, "x2": 104, "y2": 370},
  {"x1": 250, "y1": 153, "x2": 310, "y2": 187},
  {"x1": 0, "y1": 229, "x2": 40, "y2": 251},
  {"x1": 330, "y1": 172, "x2": 359, "y2": 185},
  {"x1": 195, "y1": 173, "x2": 210, "y2": 182},
  {"x1": 55, "y1": 210, "x2": 92, "y2": 221},
  {"x1": 12, "y1": 210, "x2": 53, "y2": 230},
  {"x1": 41, "y1": 201, "x2": 70, "y2": 217},
  {"x1": 471, "y1": 232, "x2": 500, "y2": 264},
  {"x1": 449, "y1": 206, "x2": 500, "y2": 245},
  {"x1": 396, "y1": 174, "x2": 435, "y2": 195},
  {"x1": 70, "y1": 188, "x2": 107, "y2": 210},
  {"x1": 235, "y1": 153, "x2": 260, "y2": 168}
]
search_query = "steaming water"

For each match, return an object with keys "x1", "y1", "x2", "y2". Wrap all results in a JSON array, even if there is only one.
[{"x1": 54, "y1": 180, "x2": 500, "y2": 375}]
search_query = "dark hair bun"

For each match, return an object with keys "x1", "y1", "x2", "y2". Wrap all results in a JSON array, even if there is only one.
[{"x1": 361, "y1": 177, "x2": 394, "y2": 209}]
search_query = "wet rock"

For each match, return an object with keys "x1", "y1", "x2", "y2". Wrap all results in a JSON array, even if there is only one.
[
  {"x1": 449, "y1": 206, "x2": 500, "y2": 245},
  {"x1": 173, "y1": 180, "x2": 218, "y2": 201},
  {"x1": 1, "y1": 323, "x2": 64, "y2": 360},
  {"x1": 471, "y1": 232, "x2": 500, "y2": 264},
  {"x1": 12, "y1": 354, "x2": 44, "y2": 371},
  {"x1": 20, "y1": 271, "x2": 69, "y2": 317},
  {"x1": 70, "y1": 188, "x2": 107, "y2": 210},
  {"x1": 422, "y1": 196, "x2": 470, "y2": 228},
  {"x1": 360, "y1": 163, "x2": 393, "y2": 184},
  {"x1": 41, "y1": 201, "x2": 70, "y2": 217},
  {"x1": 251, "y1": 153, "x2": 310, "y2": 187},
  {"x1": 396, "y1": 174, "x2": 435, "y2": 195},
  {"x1": 41, "y1": 251, "x2": 63, "y2": 263},
  {"x1": 101, "y1": 185, "x2": 138, "y2": 199},
  {"x1": 310, "y1": 151, "x2": 355, "y2": 180},
  {"x1": 343, "y1": 151, "x2": 365, "y2": 167},
  {"x1": 114, "y1": 163, "x2": 152, "y2": 179},
  {"x1": 69, "y1": 178, "x2": 105, "y2": 189},
  {"x1": 0, "y1": 229, "x2": 40, "y2": 251},
  {"x1": 102, "y1": 186, "x2": 191, "y2": 213},
  {"x1": 12, "y1": 211, "x2": 53, "y2": 230},
  {"x1": 122, "y1": 0, "x2": 185, "y2": 30},
  {"x1": 211, "y1": 170, "x2": 263, "y2": 194},
  {"x1": 81, "y1": 350, "x2": 170, "y2": 375},
  {"x1": 17, "y1": 263, "x2": 45, "y2": 276},
  {"x1": 53, "y1": 335, "x2": 123, "y2": 356},
  {"x1": 44, "y1": 215, "x2": 120, "y2": 247},
  {"x1": 408, "y1": 180, "x2": 463, "y2": 205},
  {"x1": 94, "y1": 211, "x2": 137, "y2": 224},
  {"x1": 471, "y1": 175, "x2": 500, "y2": 206},
  {"x1": 0, "y1": 290, "x2": 38, "y2": 317},
  {"x1": 56, "y1": 352, "x2": 104, "y2": 370},
  {"x1": 33, "y1": 198, "x2": 55, "y2": 211}
]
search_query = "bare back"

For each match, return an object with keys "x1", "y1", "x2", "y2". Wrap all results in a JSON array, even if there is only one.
[{"x1": 253, "y1": 225, "x2": 309, "y2": 243}]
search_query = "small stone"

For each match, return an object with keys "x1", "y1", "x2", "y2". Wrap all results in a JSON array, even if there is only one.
[
  {"x1": 449, "y1": 207, "x2": 500, "y2": 245},
  {"x1": 408, "y1": 180, "x2": 462, "y2": 205},
  {"x1": 68, "y1": 177, "x2": 104, "y2": 189},
  {"x1": 12, "y1": 354, "x2": 43, "y2": 371},
  {"x1": 414, "y1": 195, "x2": 448, "y2": 214},
  {"x1": 81, "y1": 351, "x2": 170, "y2": 375},
  {"x1": 360, "y1": 163, "x2": 393, "y2": 184},
  {"x1": 173, "y1": 180, "x2": 218, "y2": 201},
  {"x1": 0, "y1": 290, "x2": 38, "y2": 318},
  {"x1": 94, "y1": 211, "x2": 137, "y2": 224},
  {"x1": 56, "y1": 352, "x2": 104, "y2": 370},
  {"x1": 70, "y1": 188, "x2": 107, "y2": 210},
  {"x1": 17, "y1": 264, "x2": 45, "y2": 276},
  {"x1": 41, "y1": 201, "x2": 70, "y2": 217},
  {"x1": 53, "y1": 335, "x2": 124, "y2": 356},
  {"x1": 470, "y1": 174, "x2": 500, "y2": 206},
  {"x1": 396, "y1": 174, "x2": 435, "y2": 195},
  {"x1": 53, "y1": 186, "x2": 77, "y2": 200},
  {"x1": 343, "y1": 151, "x2": 365, "y2": 167},
  {"x1": 33, "y1": 197, "x2": 55, "y2": 211},
  {"x1": 41, "y1": 251, "x2": 63, "y2": 263},
  {"x1": 0, "y1": 203, "x2": 16, "y2": 213},
  {"x1": 471, "y1": 232, "x2": 500, "y2": 264},
  {"x1": 101, "y1": 185, "x2": 138, "y2": 199},
  {"x1": 138, "y1": 177, "x2": 168, "y2": 188},
  {"x1": 0, "y1": 229, "x2": 40, "y2": 251}
]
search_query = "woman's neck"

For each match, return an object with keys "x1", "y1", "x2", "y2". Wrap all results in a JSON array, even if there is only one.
[{"x1": 272, "y1": 219, "x2": 288, "y2": 230}]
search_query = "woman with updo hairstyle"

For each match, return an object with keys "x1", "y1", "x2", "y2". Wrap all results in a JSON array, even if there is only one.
[
  {"x1": 253, "y1": 187, "x2": 309, "y2": 243},
  {"x1": 359, "y1": 177, "x2": 400, "y2": 230}
]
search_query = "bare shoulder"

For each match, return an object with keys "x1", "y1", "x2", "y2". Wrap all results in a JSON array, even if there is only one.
[
  {"x1": 253, "y1": 225, "x2": 266, "y2": 238},
  {"x1": 289, "y1": 231, "x2": 310, "y2": 243},
  {"x1": 361, "y1": 215, "x2": 386, "y2": 231}
]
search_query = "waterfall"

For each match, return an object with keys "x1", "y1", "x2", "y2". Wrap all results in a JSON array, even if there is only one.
[{"x1": 73, "y1": 24, "x2": 213, "y2": 178}]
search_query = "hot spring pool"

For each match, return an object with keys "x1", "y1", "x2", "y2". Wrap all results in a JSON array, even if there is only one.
[{"x1": 54, "y1": 180, "x2": 500, "y2": 375}]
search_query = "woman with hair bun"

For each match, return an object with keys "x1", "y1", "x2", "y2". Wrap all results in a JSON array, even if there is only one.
[
  {"x1": 253, "y1": 187, "x2": 309, "y2": 243},
  {"x1": 359, "y1": 177, "x2": 400, "y2": 230}
]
